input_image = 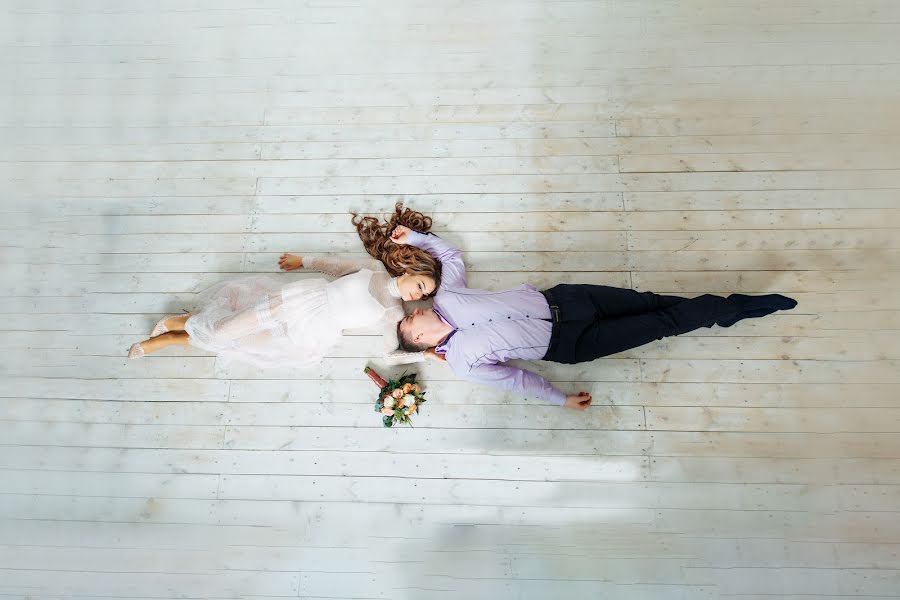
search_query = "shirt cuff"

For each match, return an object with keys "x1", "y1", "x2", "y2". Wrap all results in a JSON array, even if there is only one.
[
  {"x1": 405, "y1": 230, "x2": 429, "y2": 246},
  {"x1": 546, "y1": 388, "x2": 567, "y2": 406}
]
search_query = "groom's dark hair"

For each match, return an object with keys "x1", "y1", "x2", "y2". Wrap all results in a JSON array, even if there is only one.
[{"x1": 398, "y1": 321, "x2": 431, "y2": 352}]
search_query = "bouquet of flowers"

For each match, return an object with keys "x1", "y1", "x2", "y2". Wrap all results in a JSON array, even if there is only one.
[{"x1": 364, "y1": 366, "x2": 427, "y2": 427}]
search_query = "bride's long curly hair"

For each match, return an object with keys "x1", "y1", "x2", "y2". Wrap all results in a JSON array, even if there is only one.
[{"x1": 351, "y1": 202, "x2": 442, "y2": 298}]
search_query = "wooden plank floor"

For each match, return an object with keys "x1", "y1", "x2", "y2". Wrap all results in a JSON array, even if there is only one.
[{"x1": 2, "y1": 1, "x2": 899, "y2": 598}]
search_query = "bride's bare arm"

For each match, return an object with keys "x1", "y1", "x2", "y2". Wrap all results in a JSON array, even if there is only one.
[{"x1": 278, "y1": 253, "x2": 381, "y2": 277}]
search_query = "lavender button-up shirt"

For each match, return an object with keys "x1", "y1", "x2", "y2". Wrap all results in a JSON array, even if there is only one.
[{"x1": 407, "y1": 231, "x2": 566, "y2": 406}]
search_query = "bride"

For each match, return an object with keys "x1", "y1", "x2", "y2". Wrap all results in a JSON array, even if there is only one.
[{"x1": 126, "y1": 203, "x2": 442, "y2": 368}]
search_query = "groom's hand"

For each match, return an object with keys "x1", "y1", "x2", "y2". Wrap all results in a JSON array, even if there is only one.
[
  {"x1": 564, "y1": 392, "x2": 592, "y2": 410},
  {"x1": 390, "y1": 225, "x2": 412, "y2": 245}
]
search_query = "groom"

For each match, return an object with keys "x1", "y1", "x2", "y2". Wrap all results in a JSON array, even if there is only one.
[{"x1": 393, "y1": 226, "x2": 797, "y2": 410}]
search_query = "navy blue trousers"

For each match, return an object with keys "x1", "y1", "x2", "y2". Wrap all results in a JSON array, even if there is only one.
[{"x1": 541, "y1": 284, "x2": 740, "y2": 364}]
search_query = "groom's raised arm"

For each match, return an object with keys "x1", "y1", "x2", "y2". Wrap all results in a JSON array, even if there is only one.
[{"x1": 405, "y1": 230, "x2": 467, "y2": 288}]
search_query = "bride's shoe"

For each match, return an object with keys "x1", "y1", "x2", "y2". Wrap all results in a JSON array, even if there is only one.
[
  {"x1": 127, "y1": 342, "x2": 145, "y2": 359},
  {"x1": 151, "y1": 313, "x2": 186, "y2": 337}
]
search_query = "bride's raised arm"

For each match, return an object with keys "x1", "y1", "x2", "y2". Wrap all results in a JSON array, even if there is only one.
[{"x1": 279, "y1": 253, "x2": 382, "y2": 278}]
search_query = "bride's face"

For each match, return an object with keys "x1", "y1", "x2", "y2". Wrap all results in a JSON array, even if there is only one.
[{"x1": 397, "y1": 273, "x2": 436, "y2": 302}]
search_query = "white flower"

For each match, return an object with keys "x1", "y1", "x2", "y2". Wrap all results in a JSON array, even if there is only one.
[
  {"x1": 383, "y1": 397, "x2": 396, "y2": 409},
  {"x1": 403, "y1": 394, "x2": 416, "y2": 405}
]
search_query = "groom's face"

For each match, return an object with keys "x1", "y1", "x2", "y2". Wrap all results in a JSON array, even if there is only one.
[{"x1": 401, "y1": 308, "x2": 440, "y2": 345}]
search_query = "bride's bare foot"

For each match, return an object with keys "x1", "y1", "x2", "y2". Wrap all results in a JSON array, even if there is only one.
[{"x1": 127, "y1": 331, "x2": 191, "y2": 359}]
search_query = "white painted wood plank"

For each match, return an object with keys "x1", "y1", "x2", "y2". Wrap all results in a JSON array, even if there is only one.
[
  {"x1": 627, "y1": 229, "x2": 900, "y2": 251},
  {"x1": 0, "y1": 570, "x2": 299, "y2": 598},
  {"x1": 0, "y1": 421, "x2": 225, "y2": 448},
  {"x1": 0, "y1": 155, "x2": 622, "y2": 178},
  {"x1": 639, "y1": 359, "x2": 900, "y2": 385},
  {"x1": 647, "y1": 406, "x2": 900, "y2": 433},
  {"x1": 645, "y1": 432, "x2": 900, "y2": 459},
  {"x1": 653, "y1": 509, "x2": 900, "y2": 542},
  {"x1": 652, "y1": 457, "x2": 900, "y2": 485},
  {"x1": 0, "y1": 469, "x2": 218, "y2": 498},
  {"x1": 0, "y1": 446, "x2": 649, "y2": 482},
  {"x1": 52, "y1": 208, "x2": 900, "y2": 234},
  {"x1": 0, "y1": 480, "x2": 840, "y2": 513},
  {"x1": 255, "y1": 171, "x2": 900, "y2": 196},
  {"x1": 621, "y1": 151, "x2": 900, "y2": 172}
]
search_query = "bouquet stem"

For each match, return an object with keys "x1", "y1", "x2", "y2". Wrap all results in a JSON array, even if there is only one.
[{"x1": 363, "y1": 366, "x2": 387, "y2": 389}]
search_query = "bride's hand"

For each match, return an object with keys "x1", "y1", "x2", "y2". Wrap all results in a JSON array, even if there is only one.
[
  {"x1": 278, "y1": 253, "x2": 303, "y2": 271},
  {"x1": 390, "y1": 225, "x2": 412, "y2": 245},
  {"x1": 424, "y1": 348, "x2": 446, "y2": 362}
]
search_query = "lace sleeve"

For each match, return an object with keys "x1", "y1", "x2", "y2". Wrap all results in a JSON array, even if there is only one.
[
  {"x1": 381, "y1": 304, "x2": 425, "y2": 366},
  {"x1": 302, "y1": 256, "x2": 383, "y2": 278}
]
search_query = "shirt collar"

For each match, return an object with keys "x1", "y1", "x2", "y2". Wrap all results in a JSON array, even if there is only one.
[
  {"x1": 435, "y1": 329, "x2": 456, "y2": 353},
  {"x1": 433, "y1": 307, "x2": 456, "y2": 352}
]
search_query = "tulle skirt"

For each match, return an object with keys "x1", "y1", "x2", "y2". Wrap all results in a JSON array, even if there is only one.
[{"x1": 184, "y1": 275, "x2": 342, "y2": 369}]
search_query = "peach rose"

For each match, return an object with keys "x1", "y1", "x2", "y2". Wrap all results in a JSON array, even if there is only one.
[
  {"x1": 392, "y1": 388, "x2": 404, "y2": 399},
  {"x1": 402, "y1": 383, "x2": 414, "y2": 394},
  {"x1": 381, "y1": 408, "x2": 395, "y2": 416},
  {"x1": 404, "y1": 404, "x2": 418, "y2": 416}
]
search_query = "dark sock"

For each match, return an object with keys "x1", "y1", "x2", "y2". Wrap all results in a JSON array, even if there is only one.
[
  {"x1": 716, "y1": 294, "x2": 797, "y2": 327},
  {"x1": 729, "y1": 293, "x2": 797, "y2": 311}
]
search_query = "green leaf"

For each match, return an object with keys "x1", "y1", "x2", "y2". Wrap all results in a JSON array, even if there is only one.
[{"x1": 382, "y1": 415, "x2": 393, "y2": 427}]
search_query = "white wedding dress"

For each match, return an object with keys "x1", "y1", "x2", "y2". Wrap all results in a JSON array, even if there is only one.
[{"x1": 183, "y1": 256, "x2": 425, "y2": 369}]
